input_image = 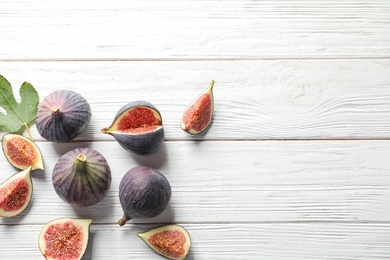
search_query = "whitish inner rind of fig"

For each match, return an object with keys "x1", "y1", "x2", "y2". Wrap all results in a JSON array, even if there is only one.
[
  {"x1": 111, "y1": 106, "x2": 162, "y2": 133},
  {"x1": 182, "y1": 93, "x2": 212, "y2": 132},
  {"x1": 6, "y1": 137, "x2": 38, "y2": 167},
  {"x1": 148, "y1": 230, "x2": 187, "y2": 258},
  {"x1": 0, "y1": 179, "x2": 29, "y2": 211},
  {"x1": 43, "y1": 222, "x2": 84, "y2": 259}
]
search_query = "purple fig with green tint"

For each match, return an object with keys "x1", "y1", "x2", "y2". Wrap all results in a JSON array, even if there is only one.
[
  {"x1": 35, "y1": 90, "x2": 91, "y2": 142},
  {"x1": 101, "y1": 101, "x2": 164, "y2": 155},
  {"x1": 52, "y1": 148, "x2": 111, "y2": 207},
  {"x1": 118, "y1": 166, "x2": 171, "y2": 226}
]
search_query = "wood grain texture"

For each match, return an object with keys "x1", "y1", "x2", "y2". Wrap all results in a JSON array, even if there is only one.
[
  {"x1": 0, "y1": 0, "x2": 390, "y2": 60},
  {"x1": 0, "y1": 140, "x2": 389, "y2": 225},
  {"x1": 1, "y1": 60, "x2": 389, "y2": 140},
  {"x1": 1, "y1": 0, "x2": 390, "y2": 259},
  {"x1": 1, "y1": 223, "x2": 390, "y2": 259}
]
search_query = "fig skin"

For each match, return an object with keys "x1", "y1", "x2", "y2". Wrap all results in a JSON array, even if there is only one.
[
  {"x1": 35, "y1": 90, "x2": 92, "y2": 143},
  {"x1": 0, "y1": 167, "x2": 33, "y2": 218},
  {"x1": 181, "y1": 80, "x2": 215, "y2": 135},
  {"x1": 102, "y1": 100, "x2": 164, "y2": 155},
  {"x1": 38, "y1": 217, "x2": 92, "y2": 260},
  {"x1": 52, "y1": 148, "x2": 111, "y2": 207},
  {"x1": 2, "y1": 134, "x2": 44, "y2": 171},
  {"x1": 118, "y1": 166, "x2": 171, "y2": 226},
  {"x1": 138, "y1": 224, "x2": 191, "y2": 260}
]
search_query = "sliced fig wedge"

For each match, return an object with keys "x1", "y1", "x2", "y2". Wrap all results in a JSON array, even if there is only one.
[
  {"x1": 181, "y1": 80, "x2": 215, "y2": 134},
  {"x1": 138, "y1": 224, "x2": 191, "y2": 260},
  {"x1": 102, "y1": 101, "x2": 164, "y2": 155},
  {"x1": 2, "y1": 134, "x2": 44, "y2": 170},
  {"x1": 38, "y1": 218, "x2": 92, "y2": 260},
  {"x1": 0, "y1": 166, "x2": 33, "y2": 218}
]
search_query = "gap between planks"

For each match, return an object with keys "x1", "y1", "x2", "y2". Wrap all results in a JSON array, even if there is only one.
[{"x1": 2, "y1": 57, "x2": 390, "y2": 62}]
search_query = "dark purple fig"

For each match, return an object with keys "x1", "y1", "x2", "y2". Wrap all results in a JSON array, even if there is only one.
[
  {"x1": 52, "y1": 148, "x2": 111, "y2": 207},
  {"x1": 102, "y1": 101, "x2": 164, "y2": 155},
  {"x1": 38, "y1": 217, "x2": 92, "y2": 260},
  {"x1": 0, "y1": 167, "x2": 32, "y2": 217},
  {"x1": 138, "y1": 224, "x2": 191, "y2": 260},
  {"x1": 35, "y1": 90, "x2": 91, "y2": 142},
  {"x1": 2, "y1": 134, "x2": 44, "y2": 171},
  {"x1": 181, "y1": 80, "x2": 215, "y2": 134},
  {"x1": 118, "y1": 166, "x2": 171, "y2": 226}
]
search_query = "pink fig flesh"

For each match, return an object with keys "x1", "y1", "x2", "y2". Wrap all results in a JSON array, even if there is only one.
[
  {"x1": 2, "y1": 134, "x2": 44, "y2": 170},
  {"x1": 38, "y1": 218, "x2": 92, "y2": 260},
  {"x1": 138, "y1": 224, "x2": 191, "y2": 260},
  {"x1": 0, "y1": 167, "x2": 33, "y2": 218},
  {"x1": 181, "y1": 80, "x2": 215, "y2": 134}
]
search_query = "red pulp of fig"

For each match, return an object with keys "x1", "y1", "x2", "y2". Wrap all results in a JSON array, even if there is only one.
[
  {"x1": 44, "y1": 222, "x2": 84, "y2": 260},
  {"x1": 0, "y1": 179, "x2": 29, "y2": 211},
  {"x1": 6, "y1": 138, "x2": 38, "y2": 167},
  {"x1": 117, "y1": 107, "x2": 161, "y2": 133},
  {"x1": 181, "y1": 93, "x2": 212, "y2": 133},
  {"x1": 149, "y1": 230, "x2": 187, "y2": 258}
]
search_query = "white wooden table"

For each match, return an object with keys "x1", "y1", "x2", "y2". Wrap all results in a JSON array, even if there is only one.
[{"x1": 1, "y1": 1, "x2": 390, "y2": 259}]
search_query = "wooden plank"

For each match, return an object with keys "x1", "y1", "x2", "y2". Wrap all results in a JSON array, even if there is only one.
[
  {"x1": 1, "y1": 0, "x2": 390, "y2": 60},
  {"x1": 0, "y1": 140, "x2": 389, "y2": 224},
  {"x1": 1, "y1": 223, "x2": 390, "y2": 259},
  {"x1": 0, "y1": 60, "x2": 389, "y2": 140}
]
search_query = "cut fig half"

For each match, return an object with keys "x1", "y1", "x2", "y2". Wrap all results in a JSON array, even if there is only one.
[
  {"x1": 138, "y1": 224, "x2": 191, "y2": 260},
  {"x1": 2, "y1": 134, "x2": 44, "y2": 171},
  {"x1": 0, "y1": 166, "x2": 33, "y2": 218},
  {"x1": 38, "y1": 218, "x2": 93, "y2": 260},
  {"x1": 181, "y1": 80, "x2": 215, "y2": 135},
  {"x1": 102, "y1": 101, "x2": 164, "y2": 155}
]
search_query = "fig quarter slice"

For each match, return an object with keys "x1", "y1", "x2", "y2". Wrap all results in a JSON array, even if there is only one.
[
  {"x1": 2, "y1": 134, "x2": 44, "y2": 171},
  {"x1": 0, "y1": 166, "x2": 33, "y2": 218},
  {"x1": 138, "y1": 224, "x2": 191, "y2": 260},
  {"x1": 181, "y1": 80, "x2": 215, "y2": 135},
  {"x1": 38, "y1": 218, "x2": 93, "y2": 260}
]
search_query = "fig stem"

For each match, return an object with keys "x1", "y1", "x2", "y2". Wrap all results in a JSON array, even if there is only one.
[
  {"x1": 52, "y1": 107, "x2": 60, "y2": 115},
  {"x1": 77, "y1": 154, "x2": 86, "y2": 162},
  {"x1": 75, "y1": 154, "x2": 87, "y2": 174},
  {"x1": 118, "y1": 216, "x2": 131, "y2": 226},
  {"x1": 209, "y1": 80, "x2": 215, "y2": 91}
]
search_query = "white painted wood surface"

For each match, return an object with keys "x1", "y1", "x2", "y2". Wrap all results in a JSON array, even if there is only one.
[{"x1": 1, "y1": 1, "x2": 390, "y2": 259}]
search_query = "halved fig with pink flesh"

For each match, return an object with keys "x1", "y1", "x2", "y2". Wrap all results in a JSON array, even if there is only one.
[
  {"x1": 181, "y1": 80, "x2": 215, "y2": 135},
  {"x1": 0, "y1": 167, "x2": 33, "y2": 218},
  {"x1": 2, "y1": 134, "x2": 44, "y2": 171},
  {"x1": 102, "y1": 101, "x2": 164, "y2": 155},
  {"x1": 38, "y1": 217, "x2": 92, "y2": 260},
  {"x1": 138, "y1": 224, "x2": 191, "y2": 260}
]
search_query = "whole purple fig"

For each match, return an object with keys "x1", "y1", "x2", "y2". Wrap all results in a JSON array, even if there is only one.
[
  {"x1": 118, "y1": 166, "x2": 171, "y2": 226},
  {"x1": 52, "y1": 148, "x2": 111, "y2": 207},
  {"x1": 36, "y1": 90, "x2": 91, "y2": 143}
]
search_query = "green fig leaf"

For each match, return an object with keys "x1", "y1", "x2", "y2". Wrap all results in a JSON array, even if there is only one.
[{"x1": 0, "y1": 75, "x2": 39, "y2": 137}]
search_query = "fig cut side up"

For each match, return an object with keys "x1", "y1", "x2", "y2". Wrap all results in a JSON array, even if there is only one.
[
  {"x1": 0, "y1": 167, "x2": 33, "y2": 218},
  {"x1": 2, "y1": 134, "x2": 44, "y2": 171},
  {"x1": 102, "y1": 101, "x2": 164, "y2": 155},
  {"x1": 38, "y1": 218, "x2": 92, "y2": 260},
  {"x1": 181, "y1": 80, "x2": 215, "y2": 135},
  {"x1": 138, "y1": 224, "x2": 191, "y2": 260}
]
